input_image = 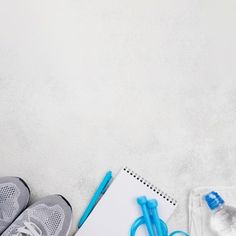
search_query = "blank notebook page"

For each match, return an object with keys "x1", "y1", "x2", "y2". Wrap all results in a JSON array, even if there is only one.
[{"x1": 75, "y1": 167, "x2": 177, "y2": 236}]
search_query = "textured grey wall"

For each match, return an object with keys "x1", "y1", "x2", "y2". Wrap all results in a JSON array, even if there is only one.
[{"x1": 0, "y1": 0, "x2": 236, "y2": 235}]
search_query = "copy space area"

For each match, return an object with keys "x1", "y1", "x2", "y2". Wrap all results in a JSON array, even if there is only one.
[{"x1": 0, "y1": 0, "x2": 236, "y2": 235}]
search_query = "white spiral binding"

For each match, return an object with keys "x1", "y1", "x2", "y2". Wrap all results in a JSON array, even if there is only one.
[{"x1": 123, "y1": 167, "x2": 177, "y2": 206}]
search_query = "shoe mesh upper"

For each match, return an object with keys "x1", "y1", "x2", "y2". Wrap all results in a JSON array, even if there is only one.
[
  {"x1": 0, "y1": 183, "x2": 19, "y2": 221},
  {"x1": 28, "y1": 204, "x2": 65, "y2": 235}
]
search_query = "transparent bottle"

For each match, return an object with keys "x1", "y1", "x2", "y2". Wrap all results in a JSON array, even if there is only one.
[{"x1": 204, "y1": 191, "x2": 236, "y2": 236}]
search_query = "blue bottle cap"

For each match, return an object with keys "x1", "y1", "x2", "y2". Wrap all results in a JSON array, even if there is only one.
[{"x1": 204, "y1": 191, "x2": 225, "y2": 210}]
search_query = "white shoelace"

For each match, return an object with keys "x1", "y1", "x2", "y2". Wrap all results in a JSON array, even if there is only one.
[{"x1": 13, "y1": 221, "x2": 42, "y2": 236}]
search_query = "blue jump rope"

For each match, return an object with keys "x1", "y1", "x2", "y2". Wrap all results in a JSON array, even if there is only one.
[{"x1": 130, "y1": 196, "x2": 189, "y2": 236}]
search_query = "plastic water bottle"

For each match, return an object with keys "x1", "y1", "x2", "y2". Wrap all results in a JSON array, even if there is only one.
[{"x1": 204, "y1": 191, "x2": 236, "y2": 236}]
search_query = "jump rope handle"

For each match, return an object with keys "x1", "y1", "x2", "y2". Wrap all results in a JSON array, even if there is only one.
[{"x1": 130, "y1": 196, "x2": 189, "y2": 236}]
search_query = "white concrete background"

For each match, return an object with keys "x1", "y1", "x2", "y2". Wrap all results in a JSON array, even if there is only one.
[{"x1": 0, "y1": 0, "x2": 236, "y2": 235}]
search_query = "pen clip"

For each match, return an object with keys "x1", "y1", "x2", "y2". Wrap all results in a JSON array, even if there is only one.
[{"x1": 101, "y1": 179, "x2": 112, "y2": 194}]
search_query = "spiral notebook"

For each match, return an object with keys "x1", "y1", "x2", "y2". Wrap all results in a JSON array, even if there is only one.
[{"x1": 75, "y1": 167, "x2": 177, "y2": 236}]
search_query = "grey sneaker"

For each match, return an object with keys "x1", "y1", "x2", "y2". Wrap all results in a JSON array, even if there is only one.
[
  {"x1": 0, "y1": 177, "x2": 30, "y2": 234},
  {"x1": 2, "y1": 195, "x2": 72, "y2": 236}
]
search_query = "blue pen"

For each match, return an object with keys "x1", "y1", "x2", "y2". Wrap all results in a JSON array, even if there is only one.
[{"x1": 78, "y1": 171, "x2": 113, "y2": 228}]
